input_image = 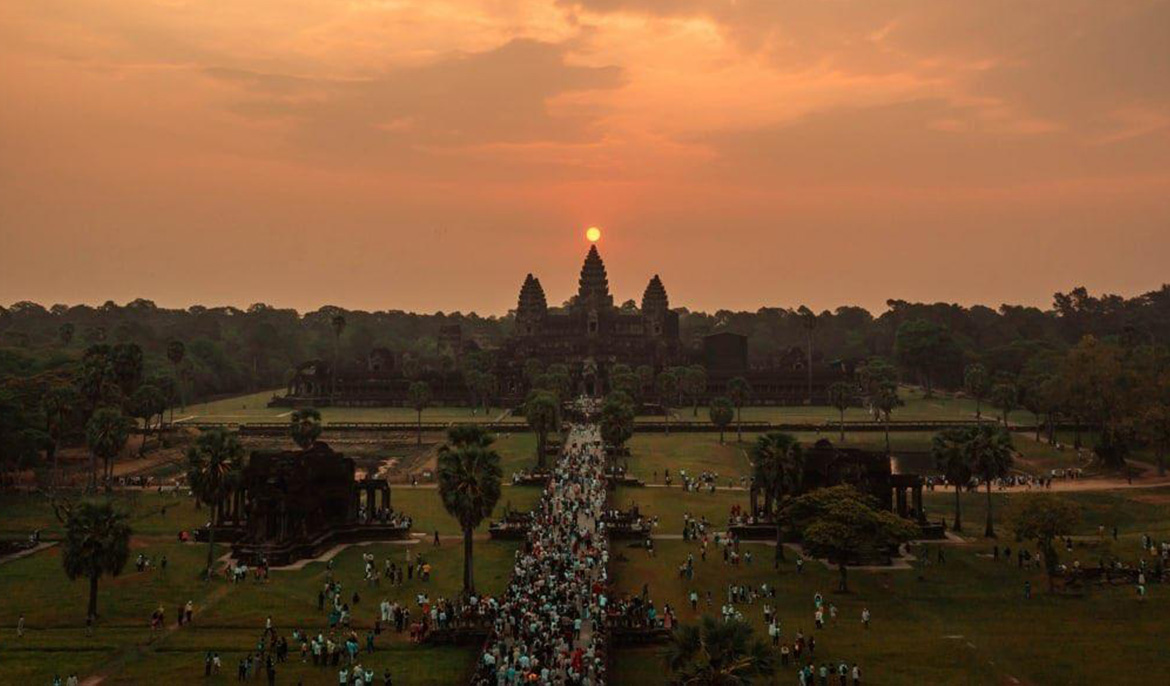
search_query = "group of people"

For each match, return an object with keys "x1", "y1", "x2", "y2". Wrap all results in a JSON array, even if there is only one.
[{"x1": 474, "y1": 421, "x2": 610, "y2": 685}]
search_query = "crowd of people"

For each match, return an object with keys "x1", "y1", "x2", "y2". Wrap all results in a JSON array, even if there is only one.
[{"x1": 473, "y1": 419, "x2": 610, "y2": 685}]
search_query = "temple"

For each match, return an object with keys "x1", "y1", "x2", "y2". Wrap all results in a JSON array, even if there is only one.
[
  {"x1": 274, "y1": 245, "x2": 848, "y2": 408},
  {"x1": 201, "y1": 442, "x2": 412, "y2": 566}
]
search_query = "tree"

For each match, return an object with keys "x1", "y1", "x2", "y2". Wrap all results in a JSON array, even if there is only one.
[
  {"x1": 965, "y1": 425, "x2": 1015, "y2": 538},
  {"x1": 166, "y1": 340, "x2": 186, "y2": 417},
  {"x1": 931, "y1": 428, "x2": 972, "y2": 532},
  {"x1": 751, "y1": 432, "x2": 803, "y2": 561},
  {"x1": 1139, "y1": 403, "x2": 1170, "y2": 477},
  {"x1": 408, "y1": 381, "x2": 432, "y2": 446},
  {"x1": 991, "y1": 381, "x2": 1018, "y2": 427},
  {"x1": 894, "y1": 319, "x2": 960, "y2": 398},
  {"x1": 290, "y1": 408, "x2": 322, "y2": 449},
  {"x1": 59, "y1": 322, "x2": 75, "y2": 346},
  {"x1": 446, "y1": 424, "x2": 495, "y2": 450},
  {"x1": 860, "y1": 357, "x2": 900, "y2": 452},
  {"x1": 964, "y1": 363, "x2": 990, "y2": 419},
  {"x1": 128, "y1": 384, "x2": 166, "y2": 456},
  {"x1": 708, "y1": 397, "x2": 734, "y2": 444},
  {"x1": 797, "y1": 305, "x2": 818, "y2": 403},
  {"x1": 727, "y1": 377, "x2": 751, "y2": 443},
  {"x1": 330, "y1": 314, "x2": 347, "y2": 401},
  {"x1": 85, "y1": 408, "x2": 130, "y2": 492},
  {"x1": 55, "y1": 499, "x2": 131, "y2": 622},
  {"x1": 664, "y1": 617, "x2": 774, "y2": 685},
  {"x1": 656, "y1": 370, "x2": 679, "y2": 435},
  {"x1": 682, "y1": 365, "x2": 707, "y2": 417},
  {"x1": 42, "y1": 385, "x2": 81, "y2": 487},
  {"x1": 827, "y1": 381, "x2": 856, "y2": 443},
  {"x1": 437, "y1": 441, "x2": 502, "y2": 595},
  {"x1": 798, "y1": 493, "x2": 918, "y2": 592},
  {"x1": 1007, "y1": 494, "x2": 1081, "y2": 592},
  {"x1": 525, "y1": 392, "x2": 560, "y2": 471},
  {"x1": 600, "y1": 394, "x2": 636, "y2": 451},
  {"x1": 186, "y1": 428, "x2": 244, "y2": 576}
]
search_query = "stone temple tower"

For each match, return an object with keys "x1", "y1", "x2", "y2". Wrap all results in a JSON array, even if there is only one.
[
  {"x1": 641, "y1": 274, "x2": 669, "y2": 337},
  {"x1": 516, "y1": 273, "x2": 548, "y2": 336}
]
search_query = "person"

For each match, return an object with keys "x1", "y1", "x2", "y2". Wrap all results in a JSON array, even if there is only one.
[
  {"x1": 852, "y1": 664, "x2": 861, "y2": 685},
  {"x1": 1024, "y1": 580, "x2": 1031, "y2": 600},
  {"x1": 861, "y1": 607, "x2": 870, "y2": 629},
  {"x1": 433, "y1": 530, "x2": 441, "y2": 546},
  {"x1": 17, "y1": 613, "x2": 24, "y2": 637}
]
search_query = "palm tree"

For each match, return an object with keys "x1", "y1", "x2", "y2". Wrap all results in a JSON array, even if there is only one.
[
  {"x1": 290, "y1": 408, "x2": 323, "y2": 449},
  {"x1": 965, "y1": 425, "x2": 1014, "y2": 538},
  {"x1": 330, "y1": 314, "x2": 346, "y2": 402},
  {"x1": 727, "y1": 377, "x2": 750, "y2": 443},
  {"x1": 446, "y1": 424, "x2": 495, "y2": 450},
  {"x1": 42, "y1": 385, "x2": 79, "y2": 488},
  {"x1": 931, "y1": 428, "x2": 972, "y2": 532},
  {"x1": 664, "y1": 616, "x2": 774, "y2": 685},
  {"x1": 685, "y1": 365, "x2": 707, "y2": 417},
  {"x1": 963, "y1": 363, "x2": 990, "y2": 420},
  {"x1": 408, "y1": 381, "x2": 432, "y2": 446},
  {"x1": 525, "y1": 392, "x2": 560, "y2": 471},
  {"x1": 437, "y1": 441, "x2": 502, "y2": 595},
  {"x1": 129, "y1": 384, "x2": 165, "y2": 456},
  {"x1": 827, "y1": 381, "x2": 856, "y2": 443},
  {"x1": 187, "y1": 428, "x2": 244, "y2": 576},
  {"x1": 85, "y1": 408, "x2": 130, "y2": 492},
  {"x1": 55, "y1": 498, "x2": 132, "y2": 622},
  {"x1": 166, "y1": 340, "x2": 185, "y2": 420},
  {"x1": 656, "y1": 370, "x2": 679, "y2": 435},
  {"x1": 751, "y1": 432, "x2": 803, "y2": 561},
  {"x1": 797, "y1": 306, "x2": 818, "y2": 403},
  {"x1": 708, "y1": 397, "x2": 734, "y2": 444},
  {"x1": 58, "y1": 322, "x2": 75, "y2": 346}
]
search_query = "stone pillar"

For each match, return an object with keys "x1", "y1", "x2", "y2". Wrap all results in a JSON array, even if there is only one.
[{"x1": 895, "y1": 487, "x2": 908, "y2": 518}]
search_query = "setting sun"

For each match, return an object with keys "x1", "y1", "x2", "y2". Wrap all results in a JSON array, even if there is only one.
[{"x1": 586, "y1": 226, "x2": 601, "y2": 243}]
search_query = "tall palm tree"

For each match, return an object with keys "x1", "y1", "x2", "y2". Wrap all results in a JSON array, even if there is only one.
[
  {"x1": 751, "y1": 432, "x2": 803, "y2": 561},
  {"x1": 42, "y1": 385, "x2": 80, "y2": 488},
  {"x1": 330, "y1": 314, "x2": 346, "y2": 402},
  {"x1": 446, "y1": 424, "x2": 495, "y2": 450},
  {"x1": 657, "y1": 370, "x2": 679, "y2": 435},
  {"x1": 965, "y1": 425, "x2": 1014, "y2": 538},
  {"x1": 727, "y1": 377, "x2": 750, "y2": 443},
  {"x1": 55, "y1": 498, "x2": 132, "y2": 622},
  {"x1": 166, "y1": 340, "x2": 185, "y2": 420},
  {"x1": 664, "y1": 617, "x2": 774, "y2": 685},
  {"x1": 827, "y1": 381, "x2": 855, "y2": 443},
  {"x1": 187, "y1": 428, "x2": 244, "y2": 576},
  {"x1": 437, "y1": 442, "x2": 502, "y2": 595},
  {"x1": 797, "y1": 305, "x2": 818, "y2": 403},
  {"x1": 708, "y1": 397, "x2": 734, "y2": 445},
  {"x1": 408, "y1": 381, "x2": 432, "y2": 446},
  {"x1": 129, "y1": 384, "x2": 165, "y2": 456},
  {"x1": 931, "y1": 428, "x2": 972, "y2": 532},
  {"x1": 963, "y1": 363, "x2": 990, "y2": 420},
  {"x1": 290, "y1": 408, "x2": 322, "y2": 449},
  {"x1": 85, "y1": 408, "x2": 130, "y2": 492},
  {"x1": 525, "y1": 392, "x2": 560, "y2": 471}
]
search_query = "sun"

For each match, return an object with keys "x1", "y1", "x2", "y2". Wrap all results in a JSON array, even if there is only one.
[{"x1": 586, "y1": 226, "x2": 601, "y2": 242}]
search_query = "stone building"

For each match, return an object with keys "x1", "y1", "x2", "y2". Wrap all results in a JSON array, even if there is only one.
[{"x1": 274, "y1": 245, "x2": 848, "y2": 408}]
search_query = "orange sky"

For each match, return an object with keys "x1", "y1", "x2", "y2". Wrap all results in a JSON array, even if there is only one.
[{"x1": 1, "y1": 1, "x2": 1168, "y2": 315}]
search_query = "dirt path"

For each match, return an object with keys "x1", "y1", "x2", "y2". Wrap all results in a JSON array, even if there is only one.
[{"x1": 80, "y1": 583, "x2": 233, "y2": 686}]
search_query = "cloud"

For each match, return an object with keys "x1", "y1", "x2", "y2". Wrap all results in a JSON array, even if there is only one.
[{"x1": 203, "y1": 38, "x2": 624, "y2": 168}]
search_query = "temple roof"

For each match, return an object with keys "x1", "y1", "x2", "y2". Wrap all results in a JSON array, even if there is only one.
[
  {"x1": 517, "y1": 273, "x2": 548, "y2": 319},
  {"x1": 641, "y1": 274, "x2": 669, "y2": 313},
  {"x1": 577, "y1": 245, "x2": 613, "y2": 307}
]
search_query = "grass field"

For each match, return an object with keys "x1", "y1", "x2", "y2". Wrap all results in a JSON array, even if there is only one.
[
  {"x1": 672, "y1": 386, "x2": 1040, "y2": 426},
  {"x1": 174, "y1": 390, "x2": 524, "y2": 425},
  {"x1": 0, "y1": 487, "x2": 519, "y2": 684},
  {"x1": 5, "y1": 432, "x2": 1169, "y2": 685}
]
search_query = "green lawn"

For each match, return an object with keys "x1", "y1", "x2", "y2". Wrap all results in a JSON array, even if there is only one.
[
  {"x1": 673, "y1": 386, "x2": 1040, "y2": 426},
  {"x1": 611, "y1": 534, "x2": 1169, "y2": 685},
  {"x1": 176, "y1": 390, "x2": 523, "y2": 425}
]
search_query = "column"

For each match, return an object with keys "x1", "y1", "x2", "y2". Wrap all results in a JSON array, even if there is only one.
[
  {"x1": 895, "y1": 487, "x2": 907, "y2": 518},
  {"x1": 913, "y1": 484, "x2": 926, "y2": 524}
]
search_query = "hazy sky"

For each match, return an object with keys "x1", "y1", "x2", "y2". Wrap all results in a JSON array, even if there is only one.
[{"x1": 2, "y1": 1, "x2": 1168, "y2": 315}]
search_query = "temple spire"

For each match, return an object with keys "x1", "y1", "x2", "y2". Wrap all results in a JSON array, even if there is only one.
[
  {"x1": 641, "y1": 274, "x2": 669, "y2": 314},
  {"x1": 577, "y1": 245, "x2": 613, "y2": 308}
]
